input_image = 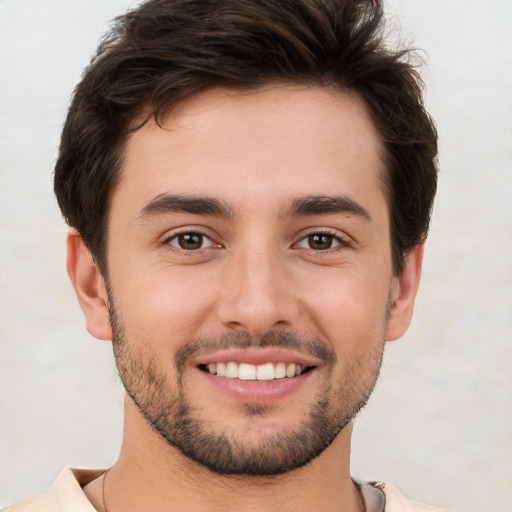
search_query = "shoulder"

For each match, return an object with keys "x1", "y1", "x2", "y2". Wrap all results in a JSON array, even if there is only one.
[
  {"x1": 407, "y1": 501, "x2": 453, "y2": 512},
  {"x1": 2, "y1": 468, "x2": 104, "y2": 512},
  {"x1": 370, "y1": 481, "x2": 455, "y2": 512},
  {"x1": 2, "y1": 492, "x2": 55, "y2": 512}
]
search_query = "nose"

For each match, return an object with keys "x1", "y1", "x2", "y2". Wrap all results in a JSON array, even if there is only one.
[{"x1": 216, "y1": 245, "x2": 300, "y2": 335}]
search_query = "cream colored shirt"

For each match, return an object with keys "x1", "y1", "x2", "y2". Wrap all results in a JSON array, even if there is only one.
[{"x1": 2, "y1": 468, "x2": 453, "y2": 512}]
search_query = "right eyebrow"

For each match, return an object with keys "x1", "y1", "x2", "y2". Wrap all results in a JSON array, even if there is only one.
[
  {"x1": 284, "y1": 195, "x2": 371, "y2": 221},
  {"x1": 137, "y1": 193, "x2": 234, "y2": 220}
]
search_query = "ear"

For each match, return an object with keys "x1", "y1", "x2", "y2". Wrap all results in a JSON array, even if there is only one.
[
  {"x1": 385, "y1": 244, "x2": 424, "y2": 342},
  {"x1": 66, "y1": 229, "x2": 112, "y2": 341}
]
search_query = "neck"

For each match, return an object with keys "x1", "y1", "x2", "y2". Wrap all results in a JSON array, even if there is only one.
[{"x1": 88, "y1": 397, "x2": 362, "y2": 512}]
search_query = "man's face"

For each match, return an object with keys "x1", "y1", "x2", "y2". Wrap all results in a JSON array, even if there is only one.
[{"x1": 101, "y1": 85, "x2": 403, "y2": 475}]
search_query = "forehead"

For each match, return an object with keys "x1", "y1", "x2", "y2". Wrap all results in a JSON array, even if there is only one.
[{"x1": 115, "y1": 85, "x2": 385, "y2": 215}]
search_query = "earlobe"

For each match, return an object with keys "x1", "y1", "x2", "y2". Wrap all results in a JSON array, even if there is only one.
[
  {"x1": 385, "y1": 244, "x2": 424, "y2": 342},
  {"x1": 66, "y1": 229, "x2": 112, "y2": 341}
]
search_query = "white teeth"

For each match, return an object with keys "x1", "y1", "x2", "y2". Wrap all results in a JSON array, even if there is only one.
[
  {"x1": 204, "y1": 362, "x2": 306, "y2": 380},
  {"x1": 238, "y1": 363, "x2": 256, "y2": 380},
  {"x1": 274, "y1": 362, "x2": 286, "y2": 379},
  {"x1": 286, "y1": 363, "x2": 296, "y2": 378},
  {"x1": 256, "y1": 362, "x2": 274, "y2": 381},
  {"x1": 226, "y1": 362, "x2": 238, "y2": 378},
  {"x1": 216, "y1": 362, "x2": 226, "y2": 377}
]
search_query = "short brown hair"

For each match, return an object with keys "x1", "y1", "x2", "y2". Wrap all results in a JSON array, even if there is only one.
[{"x1": 54, "y1": 0, "x2": 438, "y2": 275}]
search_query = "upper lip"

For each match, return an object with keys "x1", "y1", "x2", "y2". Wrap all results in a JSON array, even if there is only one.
[{"x1": 195, "y1": 348, "x2": 320, "y2": 368}]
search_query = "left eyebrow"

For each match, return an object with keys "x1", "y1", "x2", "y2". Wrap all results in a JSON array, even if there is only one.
[
  {"x1": 138, "y1": 193, "x2": 234, "y2": 220},
  {"x1": 284, "y1": 195, "x2": 371, "y2": 221}
]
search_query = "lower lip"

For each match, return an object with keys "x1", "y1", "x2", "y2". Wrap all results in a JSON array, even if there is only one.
[{"x1": 198, "y1": 368, "x2": 314, "y2": 403}]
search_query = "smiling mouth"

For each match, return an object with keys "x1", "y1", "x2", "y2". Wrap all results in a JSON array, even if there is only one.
[{"x1": 199, "y1": 362, "x2": 315, "y2": 381}]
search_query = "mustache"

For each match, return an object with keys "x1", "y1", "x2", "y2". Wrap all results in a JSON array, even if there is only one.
[{"x1": 174, "y1": 331, "x2": 337, "y2": 372}]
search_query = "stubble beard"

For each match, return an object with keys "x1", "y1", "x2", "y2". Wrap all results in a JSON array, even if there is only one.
[{"x1": 108, "y1": 294, "x2": 386, "y2": 477}]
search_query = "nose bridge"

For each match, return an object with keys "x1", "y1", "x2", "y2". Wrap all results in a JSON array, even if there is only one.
[{"x1": 216, "y1": 236, "x2": 297, "y2": 334}]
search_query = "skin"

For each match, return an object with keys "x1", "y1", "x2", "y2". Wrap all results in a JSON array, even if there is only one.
[{"x1": 68, "y1": 85, "x2": 423, "y2": 512}]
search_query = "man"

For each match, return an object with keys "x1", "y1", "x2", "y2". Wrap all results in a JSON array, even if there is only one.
[{"x1": 5, "y1": 0, "x2": 444, "y2": 510}]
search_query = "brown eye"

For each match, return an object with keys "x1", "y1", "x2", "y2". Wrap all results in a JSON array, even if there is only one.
[
  {"x1": 307, "y1": 234, "x2": 335, "y2": 250},
  {"x1": 169, "y1": 232, "x2": 209, "y2": 251},
  {"x1": 296, "y1": 232, "x2": 344, "y2": 251}
]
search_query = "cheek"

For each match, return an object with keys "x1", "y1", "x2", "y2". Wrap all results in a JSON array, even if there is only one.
[
  {"x1": 297, "y1": 267, "x2": 391, "y2": 345},
  {"x1": 110, "y1": 266, "x2": 210, "y2": 337}
]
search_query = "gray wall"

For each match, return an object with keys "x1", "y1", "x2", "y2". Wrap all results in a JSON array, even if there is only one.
[{"x1": 1, "y1": 1, "x2": 511, "y2": 510}]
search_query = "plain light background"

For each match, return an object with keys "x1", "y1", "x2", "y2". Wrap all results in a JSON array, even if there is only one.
[{"x1": 0, "y1": 1, "x2": 511, "y2": 510}]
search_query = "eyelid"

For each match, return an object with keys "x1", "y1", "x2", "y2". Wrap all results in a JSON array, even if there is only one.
[
  {"x1": 293, "y1": 228, "x2": 353, "y2": 251},
  {"x1": 161, "y1": 226, "x2": 222, "y2": 251},
  {"x1": 168, "y1": 233, "x2": 215, "y2": 250}
]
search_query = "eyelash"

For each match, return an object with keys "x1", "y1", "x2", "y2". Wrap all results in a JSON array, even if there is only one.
[
  {"x1": 294, "y1": 229, "x2": 352, "y2": 253},
  {"x1": 163, "y1": 229, "x2": 219, "y2": 253},
  {"x1": 162, "y1": 228, "x2": 351, "y2": 254}
]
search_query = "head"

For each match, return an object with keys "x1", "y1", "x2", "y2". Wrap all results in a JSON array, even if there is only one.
[
  {"x1": 54, "y1": 0, "x2": 437, "y2": 277},
  {"x1": 58, "y1": 0, "x2": 437, "y2": 477}
]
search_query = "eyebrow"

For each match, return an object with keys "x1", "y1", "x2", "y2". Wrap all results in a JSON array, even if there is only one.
[
  {"x1": 138, "y1": 193, "x2": 234, "y2": 220},
  {"x1": 138, "y1": 193, "x2": 370, "y2": 222},
  {"x1": 285, "y1": 195, "x2": 371, "y2": 221}
]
